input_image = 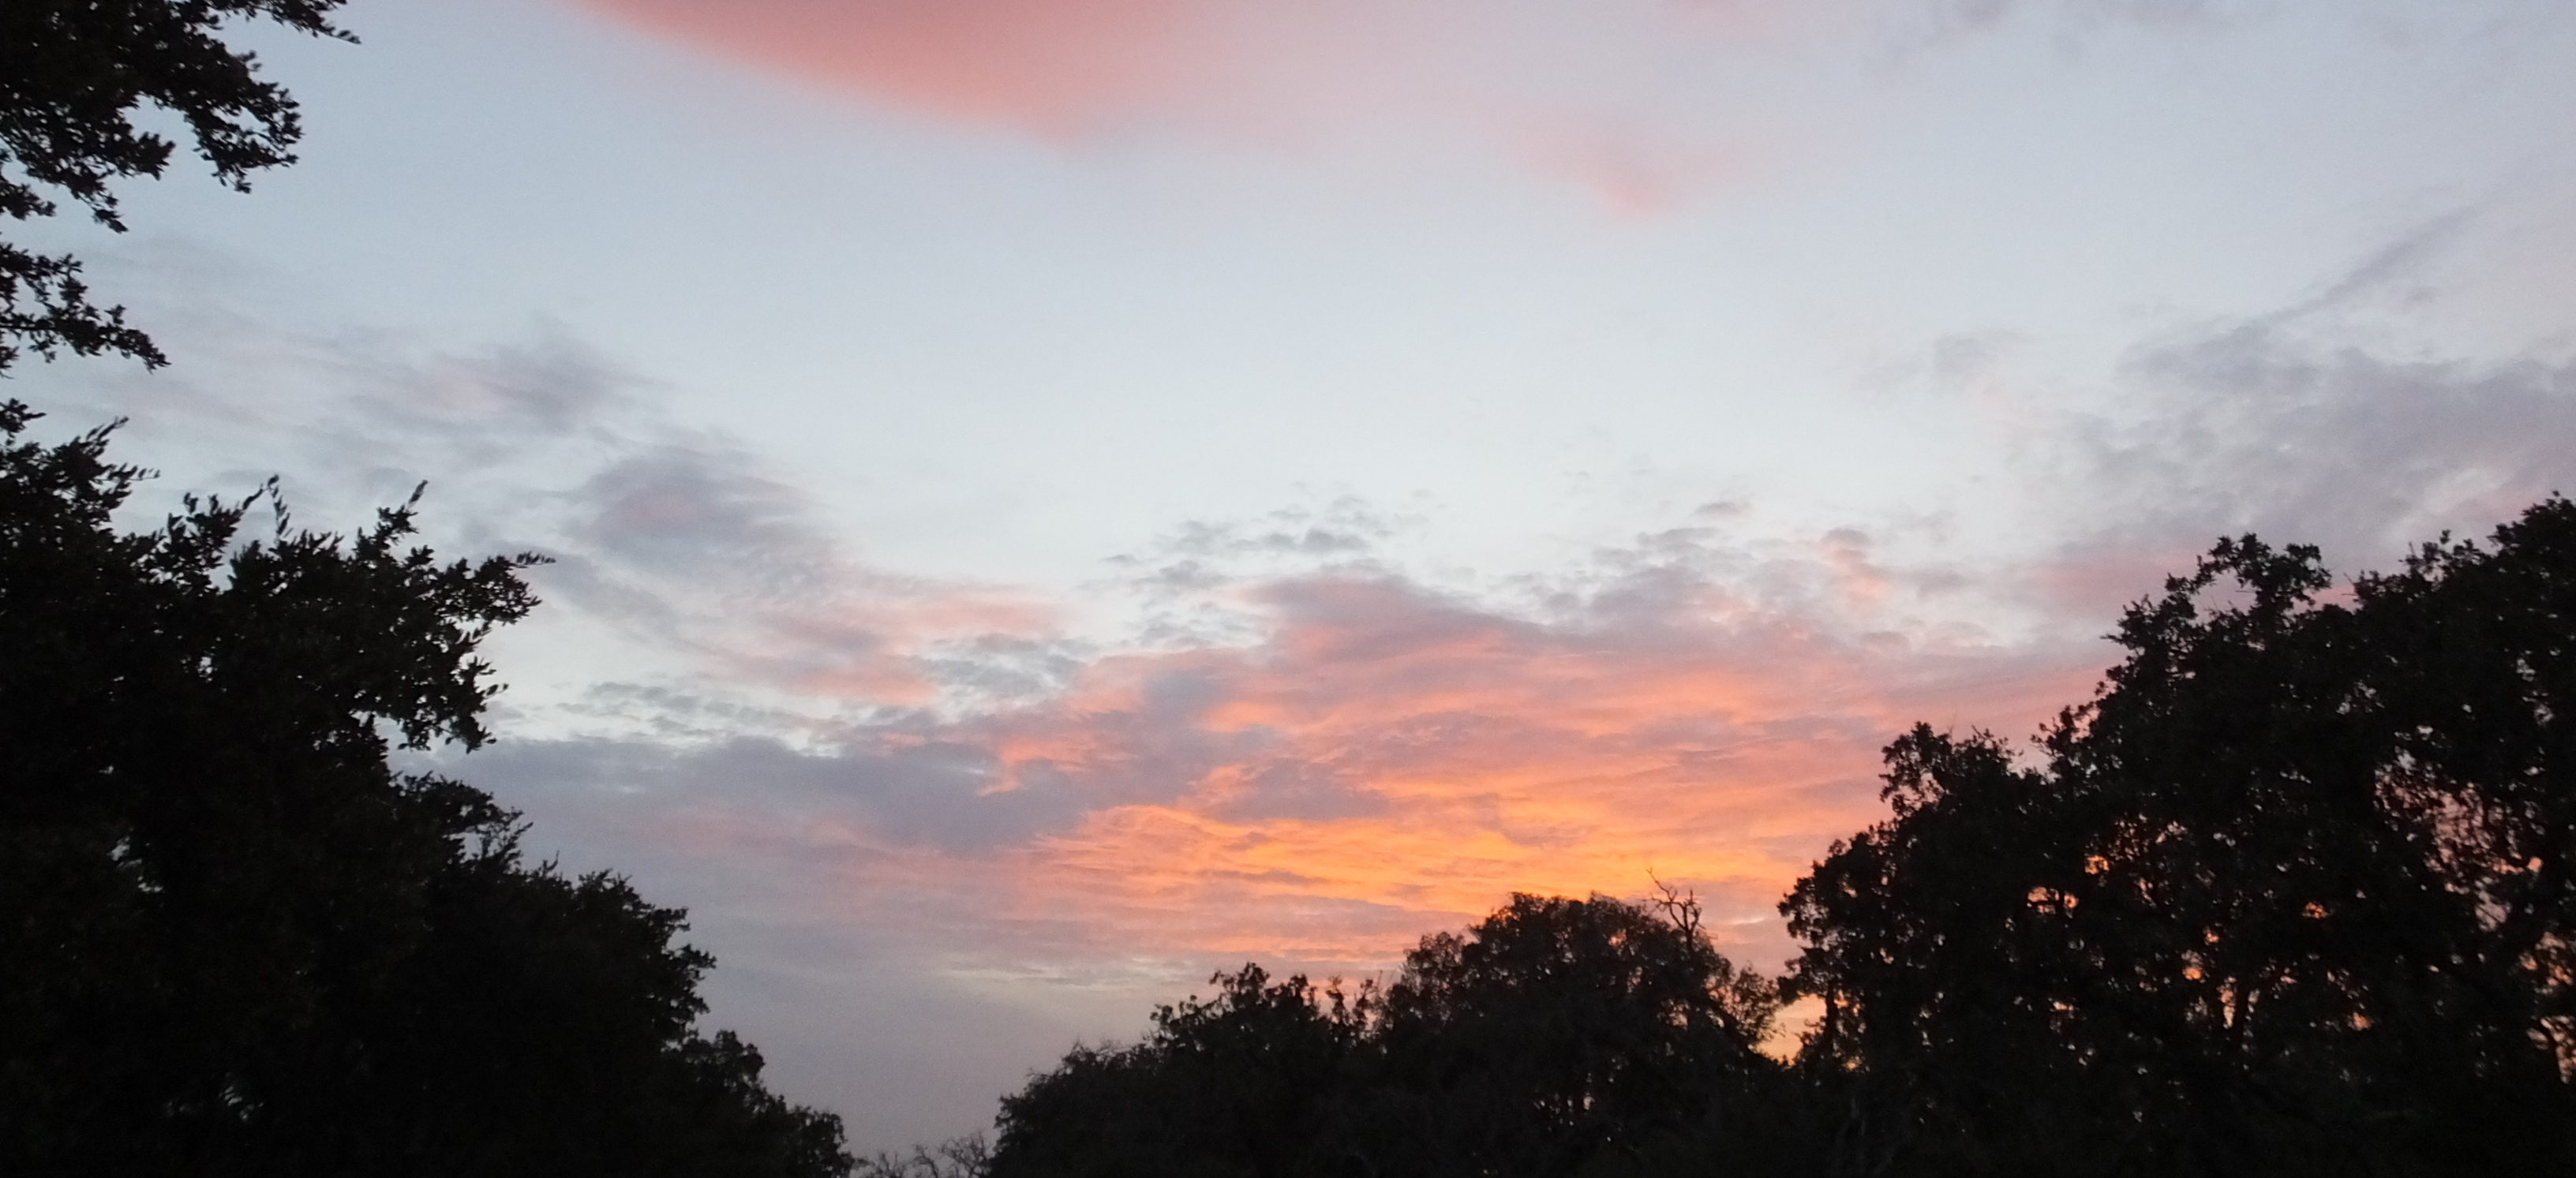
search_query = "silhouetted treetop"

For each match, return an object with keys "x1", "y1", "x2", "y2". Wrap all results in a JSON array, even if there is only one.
[
  {"x1": 2, "y1": 0, "x2": 350, "y2": 370},
  {"x1": 1785, "y1": 500, "x2": 2576, "y2": 1176},
  {"x1": 990, "y1": 892, "x2": 1802, "y2": 1178},
  {"x1": 0, "y1": 404, "x2": 849, "y2": 1176}
]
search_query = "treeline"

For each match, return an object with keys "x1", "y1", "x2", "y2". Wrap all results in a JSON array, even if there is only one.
[{"x1": 945, "y1": 503, "x2": 2576, "y2": 1178}]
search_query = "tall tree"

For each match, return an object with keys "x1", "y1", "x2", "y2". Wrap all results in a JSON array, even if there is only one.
[
  {"x1": 2, "y1": 0, "x2": 350, "y2": 371},
  {"x1": 1784, "y1": 505, "x2": 2576, "y2": 1176},
  {"x1": 0, "y1": 403, "x2": 850, "y2": 1176}
]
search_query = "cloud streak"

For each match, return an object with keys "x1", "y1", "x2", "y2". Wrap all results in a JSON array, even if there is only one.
[{"x1": 567, "y1": 0, "x2": 1832, "y2": 210}]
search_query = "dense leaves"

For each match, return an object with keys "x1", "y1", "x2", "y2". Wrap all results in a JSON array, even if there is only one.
[
  {"x1": 2, "y1": 0, "x2": 350, "y2": 370},
  {"x1": 0, "y1": 403, "x2": 850, "y2": 1176}
]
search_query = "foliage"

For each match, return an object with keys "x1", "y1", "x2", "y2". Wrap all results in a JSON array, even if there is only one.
[
  {"x1": 992, "y1": 964, "x2": 1376, "y2": 1178},
  {"x1": 1, "y1": 0, "x2": 351, "y2": 370},
  {"x1": 0, "y1": 403, "x2": 851, "y2": 1176},
  {"x1": 1361, "y1": 892, "x2": 1792, "y2": 1178},
  {"x1": 1784, "y1": 503, "x2": 2576, "y2": 1176}
]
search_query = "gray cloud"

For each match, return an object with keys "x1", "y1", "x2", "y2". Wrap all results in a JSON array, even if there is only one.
[
  {"x1": 462, "y1": 734, "x2": 1089, "y2": 856},
  {"x1": 2069, "y1": 307, "x2": 2576, "y2": 580},
  {"x1": 569, "y1": 443, "x2": 828, "y2": 582}
]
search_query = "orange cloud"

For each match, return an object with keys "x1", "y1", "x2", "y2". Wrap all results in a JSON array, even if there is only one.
[
  {"x1": 515, "y1": 487, "x2": 2114, "y2": 989},
  {"x1": 654, "y1": 553, "x2": 2112, "y2": 978}
]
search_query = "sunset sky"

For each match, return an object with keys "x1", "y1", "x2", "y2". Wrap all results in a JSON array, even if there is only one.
[{"x1": 18, "y1": 0, "x2": 2576, "y2": 1152}]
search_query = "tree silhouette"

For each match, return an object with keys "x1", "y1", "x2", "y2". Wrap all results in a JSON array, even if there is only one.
[
  {"x1": 1784, "y1": 504, "x2": 2576, "y2": 1176},
  {"x1": 2, "y1": 0, "x2": 351, "y2": 371},
  {"x1": 988, "y1": 893, "x2": 1796, "y2": 1178},
  {"x1": 992, "y1": 964, "x2": 1373, "y2": 1178},
  {"x1": 1357, "y1": 892, "x2": 1790, "y2": 1178},
  {"x1": 0, "y1": 403, "x2": 849, "y2": 1176}
]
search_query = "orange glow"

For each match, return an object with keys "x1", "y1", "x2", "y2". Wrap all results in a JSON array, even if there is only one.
[{"x1": 641, "y1": 562, "x2": 2114, "y2": 978}]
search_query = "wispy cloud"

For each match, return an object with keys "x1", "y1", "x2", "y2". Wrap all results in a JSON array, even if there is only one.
[
  {"x1": 564, "y1": 0, "x2": 1834, "y2": 210},
  {"x1": 561, "y1": 0, "x2": 2368, "y2": 213},
  {"x1": 2035, "y1": 219, "x2": 2576, "y2": 592}
]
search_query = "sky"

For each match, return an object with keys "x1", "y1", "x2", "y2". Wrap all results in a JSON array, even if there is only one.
[{"x1": 16, "y1": 0, "x2": 2576, "y2": 1153}]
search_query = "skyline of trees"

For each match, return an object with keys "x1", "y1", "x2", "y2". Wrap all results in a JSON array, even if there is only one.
[{"x1": 967, "y1": 499, "x2": 2576, "y2": 1176}]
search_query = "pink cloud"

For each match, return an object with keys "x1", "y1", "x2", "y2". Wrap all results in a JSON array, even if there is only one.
[
  {"x1": 566, "y1": 0, "x2": 1807, "y2": 208},
  {"x1": 1514, "y1": 114, "x2": 1754, "y2": 217},
  {"x1": 574, "y1": 0, "x2": 1222, "y2": 136}
]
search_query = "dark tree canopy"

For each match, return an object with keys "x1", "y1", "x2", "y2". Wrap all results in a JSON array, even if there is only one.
[
  {"x1": 992, "y1": 964, "x2": 1376, "y2": 1178},
  {"x1": 1, "y1": 0, "x2": 350, "y2": 371},
  {"x1": 1784, "y1": 504, "x2": 2576, "y2": 1176},
  {"x1": 988, "y1": 892, "x2": 1801, "y2": 1178},
  {"x1": 1363, "y1": 892, "x2": 1790, "y2": 1177},
  {"x1": 0, "y1": 403, "x2": 851, "y2": 1176}
]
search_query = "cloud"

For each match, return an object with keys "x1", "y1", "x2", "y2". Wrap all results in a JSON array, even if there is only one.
[
  {"x1": 1142, "y1": 497, "x2": 1403, "y2": 563},
  {"x1": 467, "y1": 512, "x2": 2108, "y2": 1011},
  {"x1": 537, "y1": 436, "x2": 1064, "y2": 711},
  {"x1": 564, "y1": 0, "x2": 2331, "y2": 215},
  {"x1": 33, "y1": 286, "x2": 1071, "y2": 727},
  {"x1": 2035, "y1": 225, "x2": 2576, "y2": 593},
  {"x1": 574, "y1": 0, "x2": 1226, "y2": 136},
  {"x1": 1916, "y1": 0, "x2": 2240, "y2": 38},
  {"x1": 567, "y1": 0, "x2": 1826, "y2": 209}
]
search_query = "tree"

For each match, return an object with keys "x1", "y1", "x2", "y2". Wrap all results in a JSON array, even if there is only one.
[
  {"x1": 987, "y1": 893, "x2": 1795, "y2": 1178},
  {"x1": 2, "y1": 0, "x2": 351, "y2": 372},
  {"x1": 991, "y1": 965, "x2": 1373, "y2": 1178},
  {"x1": 1361, "y1": 892, "x2": 1790, "y2": 1178},
  {"x1": 0, "y1": 402, "x2": 851, "y2": 1176},
  {"x1": 1784, "y1": 505, "x2": 2576, "y2": 1176},
  {"x1": 1781, "y1": 726, "x2": 2140, "y2": 1174}
]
